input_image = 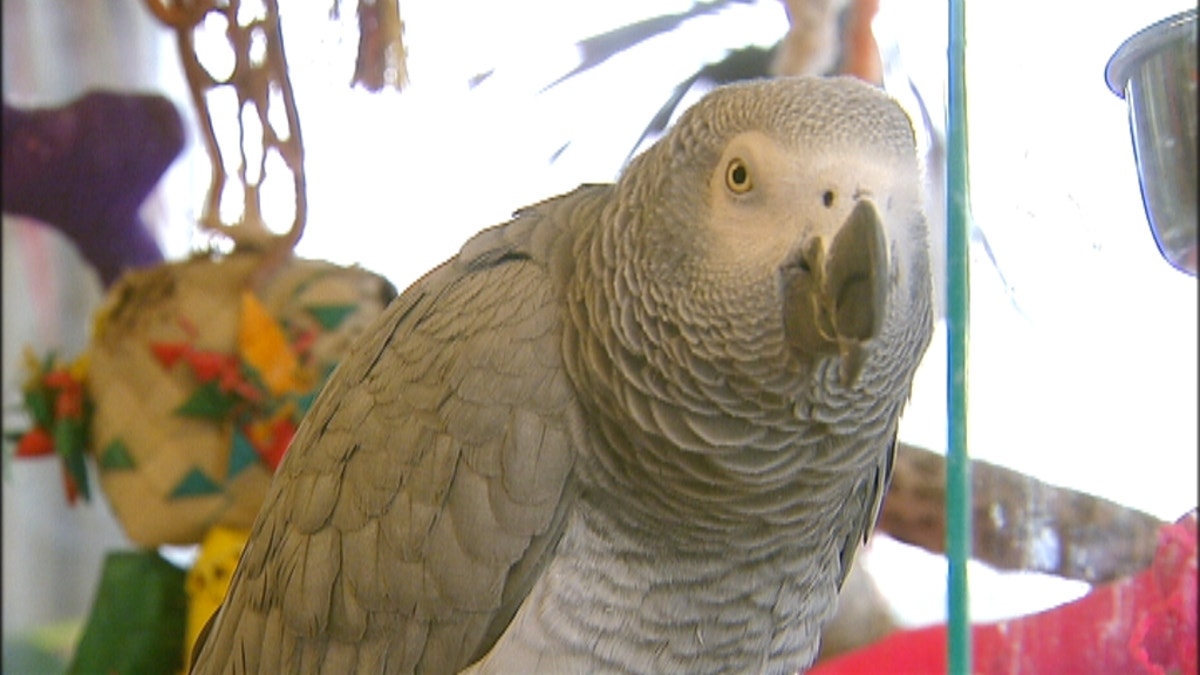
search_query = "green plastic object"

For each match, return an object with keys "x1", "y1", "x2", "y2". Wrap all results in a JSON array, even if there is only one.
[
  {"x1": 68, "y1": 550, "x2": 187, "y2": 675},
  {"x1": 946, "y1": 0, "x2": 973, "y2": 672}
]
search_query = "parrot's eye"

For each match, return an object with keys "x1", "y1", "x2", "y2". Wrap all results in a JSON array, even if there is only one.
[
  {"x1": 725, "y1": 158, "x2": 753, "y2": 193},
  {"x1": 822, "y1": 190, "x2": 836, "y2": 208}
]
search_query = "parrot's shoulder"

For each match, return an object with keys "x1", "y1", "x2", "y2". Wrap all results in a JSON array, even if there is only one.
[{"x1": 456, "y1": 183, "x2": 612, "y2": 276}]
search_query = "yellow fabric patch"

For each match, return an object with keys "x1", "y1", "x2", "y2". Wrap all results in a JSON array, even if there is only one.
[{"x1": 237, "y1": 291, "x2": 308, "y2": 396}]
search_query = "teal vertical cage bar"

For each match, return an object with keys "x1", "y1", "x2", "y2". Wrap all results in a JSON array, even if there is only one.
[{"x1": 946, "y1": 0, "x2": 972, "y2": 672}]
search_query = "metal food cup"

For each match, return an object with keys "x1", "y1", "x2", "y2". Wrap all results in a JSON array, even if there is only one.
[{"x1": 1106, "y1": 9, "x2": 1198, "y2": 275}]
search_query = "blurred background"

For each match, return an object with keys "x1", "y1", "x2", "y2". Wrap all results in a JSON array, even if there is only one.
[{"x1": 4, "y1": 0, "x2": 1195, "y2": 667}]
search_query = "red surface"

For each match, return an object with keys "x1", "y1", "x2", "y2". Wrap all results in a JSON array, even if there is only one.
[{"x1": 812, "y1": 512, "x2": 1198, "y2": 675}]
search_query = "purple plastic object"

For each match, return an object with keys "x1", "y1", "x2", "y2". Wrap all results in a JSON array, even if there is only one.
[{"x1": 2, "y1": 91, "x2": 186, "y2": 286}]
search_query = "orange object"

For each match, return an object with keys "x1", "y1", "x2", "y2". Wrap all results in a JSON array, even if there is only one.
[
  {"x1": 238, "y1": 291, "x2": 308, "y2": 396},
  {"x1": 15, "y1": 427, "x2": 55, "y2": 458},
  {"x1": 840, "y1": 0, "x2": 883, "y2": 84}
]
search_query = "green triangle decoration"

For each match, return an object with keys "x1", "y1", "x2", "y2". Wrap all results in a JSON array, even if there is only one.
[
  {"x1": 54, "y1": 418, "x2": 90, "y2": 502},
  {"x1": 227, "y1": 428, "x2": 261, "y2": 479},
  {"x1": 320, "y1": 362, "x2": 338, "y2": 381},
  {"x1": 24, "y1": 389, "x2": 52, "y2": 428},
  {"x1": 294, "y1": 390, "x2": 319, "y2": 415},
  {"x1": 240, "y1": 365, "x2": 268, "y2": 395},
  {"x1": 98, "y1": 438, "x2": 136, "y2": 470},
  {"x1": 175, "y1": 382, "x2": 237, "y2": 420},
  {"x1": 306, "y1": 304, "x2": 358, "y2": 331},
  {"x1": 168, "y1": 467, "x2": 223, "y2": 499}
]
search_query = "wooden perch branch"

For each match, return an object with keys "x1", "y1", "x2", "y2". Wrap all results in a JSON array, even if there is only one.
[{"x1": 879, "y1": 442, "x2": 1164, "y2": 585}]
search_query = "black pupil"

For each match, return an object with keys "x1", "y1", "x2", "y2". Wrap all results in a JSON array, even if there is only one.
[
  {"x1": 822, "y1": 190, "x2": 835, "y2": 207},
  {"x1": 731, "y1": 164, "x2": 747, "y2": 185}
]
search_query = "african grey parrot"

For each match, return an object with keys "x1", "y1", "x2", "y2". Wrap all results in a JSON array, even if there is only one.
[{"x1": 190, "y1": 75, "x2": 933, "y2": 674}]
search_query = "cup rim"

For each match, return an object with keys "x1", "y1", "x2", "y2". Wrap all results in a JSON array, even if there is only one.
[{"x1": 1105, "y1": 8, "x2": 1197, "y2": 98}]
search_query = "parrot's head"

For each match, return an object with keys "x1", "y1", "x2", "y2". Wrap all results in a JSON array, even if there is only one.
[{"x1": 615, "y1": 76, "x2": 932, "y2": 388}]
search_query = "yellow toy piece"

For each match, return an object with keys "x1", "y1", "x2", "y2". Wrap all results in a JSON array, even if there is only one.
[{"x1": 183, "y1": 525, "x2": 250, "y2": 666}]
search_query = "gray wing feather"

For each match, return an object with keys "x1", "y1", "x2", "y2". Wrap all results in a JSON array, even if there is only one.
[
  {"x1": 837, "y1": 429, "x2": 897, "y2": 590},
  {"x1": 191, "y1": 187, "x2": 607, "y2": 674}
]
